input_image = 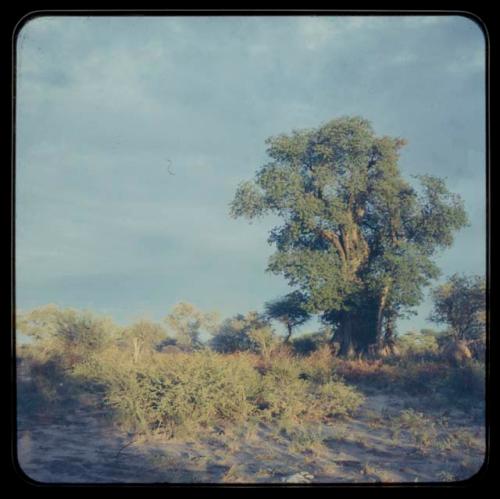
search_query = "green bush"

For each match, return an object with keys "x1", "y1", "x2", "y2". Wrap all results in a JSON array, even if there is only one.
[
  {"x1": 257, "y1": 356, "x2": 311, "y2": 422},
  {"x1": 76, "y1": 349, "x2": 262, "y2": 436},
  {"x1": 291, "y1": 331, "x2": 331, "y2": 356},
  {"x1": 75, "y1": 346, "x2": 364, "y2": 438},
  {"x1": 17, "y1": 347, "x2": 89, "y2": 420},
  {"x1": 309, "y1": 381, "x2": 365, "y2": 419},
  {"x1": 395, "y1": 329, "x2": 441, "y2": 359},
  {"x1": 298, "y1": 345, "x2": 337, "y2": 384},
  {"x1": 440, "y1": 361, "x2": 485, "y2": 401}
]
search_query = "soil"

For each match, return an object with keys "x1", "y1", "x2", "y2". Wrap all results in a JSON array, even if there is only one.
[{"x1": 16, "y1": 385, "x2": 486, "y2": 484}]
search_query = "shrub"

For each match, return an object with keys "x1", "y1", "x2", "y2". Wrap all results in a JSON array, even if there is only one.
[
  {"x1": 309, "y1": 380, "x2": 365, "y2": 419},
  {"x1": 291, "y1": 330, "x2": 331, "y2": 356},
  {"x1": 298, "y1": 345, "x2": 337, "y2": 384},
  {"x1": 76, "y1": 349, "x2": 262, "y2": 436},
  {"x1": 75, "y1": 345, "x2": 364, "y2": 438},
  {"x1": 257, "y1": 354, "x2": 363, "y2": 424},
  {"x1": 335, "y1": 354, "x2": 485, "y2": 405},
  {"x1": 257, "y1": 356, "x2": 311, "y2": 422},
  {"x1": 395, "y1": 329, "x2": 441, "y2": 360},
  {"x1": 17, "y1": 306, "x2": 118, "y2": 368},
  {"x1": 440, "y1": 361, "x2": 485, "y2": 401},
  {"x1": 391, "y1": 409, "x2": 438, "y2": 449},
  {"x1": 17, "y1": 346, "x2": 90, "y2": 419}
]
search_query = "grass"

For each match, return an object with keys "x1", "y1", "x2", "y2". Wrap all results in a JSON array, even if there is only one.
[
  {"x1": 283, "y1": 425, "x2": 326, "y2": 454},
  {"x1": 390, "y1": 409, "x2": 437, "y2": 450}
]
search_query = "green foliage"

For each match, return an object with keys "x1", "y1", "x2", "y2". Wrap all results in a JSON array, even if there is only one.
[
  {"x1": 17, "y1": 305, "x2": 117, "y2": 363},
  {"x1": 440, "y1": 361, "x2": 485, "y2": 402},
  {"x1": 73, "y1": 343, "x2": 364, "y2": 438},
  {"x1": 119, "y1": 319, "x2": 167, "y2": 363},
  {"x1": 16, "y1": 304, "x2": 62, "y2": 341},
  {"x1": 230, "y1": 116, "x2": 468, "y2": 353},
  {"x1": 430, "y1": 274, "x2": 486, "y2": 341},
  {"x1": 258, "y1": 357, "x2": 312, "y2": 422},
  {"x1": 298, "y1": 344, "x2": 337, "y2": 384},
  {"x1": 210, "y1": 311, "x2": 272, "y2": 353},
  {"x1": 283, "y1": 425, "x2": 326, "y2": 453},
  {"x1": 248, "y1": 326, "x2": 280, "y2": 362},
  {"x1": 164, "y1": 302, "x2": 219, "y2": 350},
  {"x1": 264, "y1": 291, "x2": 311, "y2": 341},
  {"x1": 310, "y1": 380, "x2": 365, "y2": 419},
  {"x1": 291, "y1": 329, "x2": 332, "y2": 355},
  {"x1": 76, "y1": 349, "x2": 262, "y2": 436},
  {"x1": 396, "y1": 329, "x2": 441, "y2": 357},
  {"x1": 391, "y1": 409, "x2": 438, "y2": 449}
]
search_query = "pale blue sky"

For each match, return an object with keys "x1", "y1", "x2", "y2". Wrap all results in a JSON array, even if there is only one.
[{"x1": 16, "y1": 15, "x2": 486, "y2": 335}]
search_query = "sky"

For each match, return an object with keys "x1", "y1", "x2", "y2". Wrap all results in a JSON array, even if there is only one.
[{"x1": 15, "y1": 15, "x2": 486, "y2": 336}]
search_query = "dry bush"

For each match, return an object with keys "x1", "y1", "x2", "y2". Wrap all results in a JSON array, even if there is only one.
[
  {"x1": 298, "y1": 344, "x2": 337, "y2": 384},
  {"x1": 335, "y1": 354, "x2": 485, "y2": 403},
  {"x1": 334, "y1": 358, "x2": 394, "y2": 383},
  {"x1": 73, "y1": 345, "x2": 364, "y2": 438},
  {"x1": 75, "y1": 348, "x2": 261, "y2": 436},
  {"x1": 257, "y1": 357, "x2": 312, "y2": 422}
]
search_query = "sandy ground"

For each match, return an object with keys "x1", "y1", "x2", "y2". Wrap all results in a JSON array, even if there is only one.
[{"x1": 16, "y1": 384, "x2": 486, "y2": 485}]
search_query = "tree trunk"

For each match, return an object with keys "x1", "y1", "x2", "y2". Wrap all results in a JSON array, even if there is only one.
[
  {"x1": 384, "y1": 313, "x2": 396, "y2": 343},
  {"x1": 335, "y1": 301, "x2": 379, "y2": 357},
  {"x1": 337, "y1": 315, "x2": 356, "y2": 358},
  {"x1": 132, "y1": 338, "x2": 141, "y2": 364},
  {"x1": 384, "y1": 312, "x2": 399, "y2": 356},
  {"x1": 284, "y1": 323, "x2": 293, "y2": 343},
  {"x1": 375, "y1": 285, "x2": 390, "y2": 348}
]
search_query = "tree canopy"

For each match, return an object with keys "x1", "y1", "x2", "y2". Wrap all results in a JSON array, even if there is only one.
[
  {"x1": 429, "y1": 274, "x2": 486, "y2": 342},
  {"x1": 264, "y1": 291, "x2": 311, "y2": 342},
  {"x1": 230, "y1": 116, "x2": 468, "y2": 356},
  {"x1": 120, "y1": 319, "x2": 167, "y2": 363},
  {"x1": 209, "y1": 311, "x2": 273, "y2": 354},
  {"x1": 164, "y1": 302, "x2": 219, "y2": 350}
]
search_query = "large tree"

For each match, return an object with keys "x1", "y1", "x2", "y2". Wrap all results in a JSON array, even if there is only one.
[{"x1": 230, "y1": 116, "x2": 468, "y2": 356}]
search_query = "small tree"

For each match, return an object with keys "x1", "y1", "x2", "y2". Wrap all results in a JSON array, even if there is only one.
[
  {"x1": 17, "y1": 305, "x2": 117, "y2": 366},
  {"x1": 264, "y1": 291, "x2": 311, "y2": 343},
  {"x1": 120, "y1": 319, "x2": 166, "y2": 363},
  {"x1": 17, "y1": 304, "x2": 62, "y2": 343},
  {"x1": 210, "y1": 311, "x2": 272, "y2": 353},
  {"x1": 164, "y1": 302, "x2": 219, "y2": 350},
  {"x1": 429, "y1": 274, "x2": 486, "y2": 342}
]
